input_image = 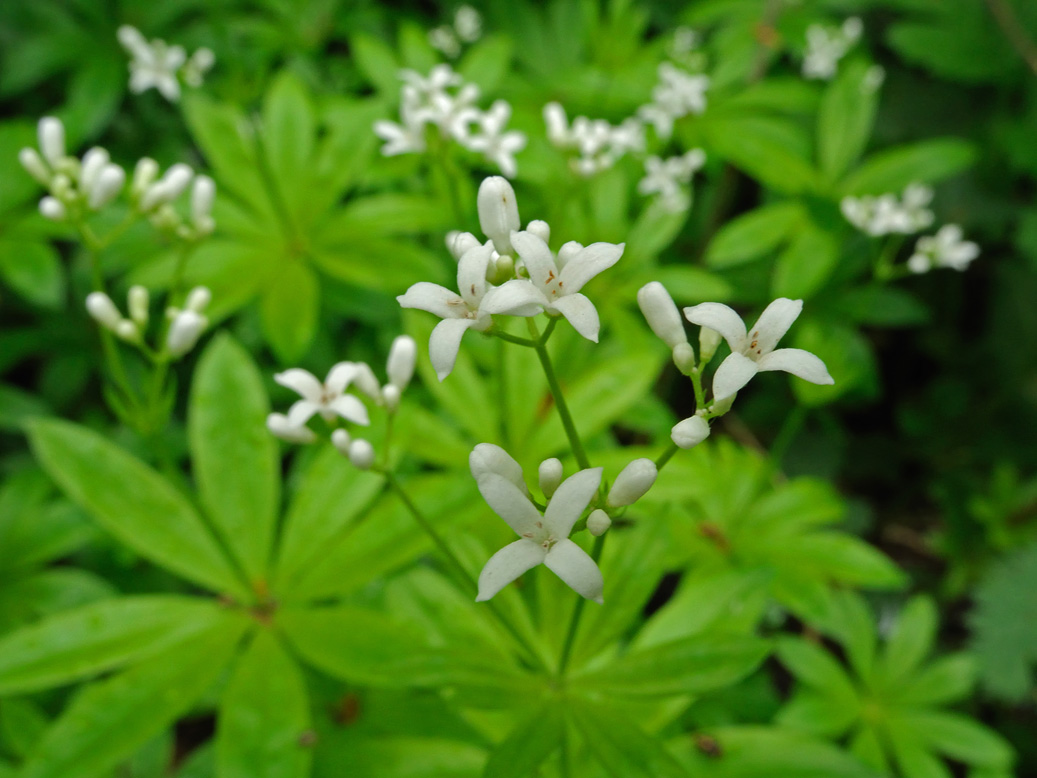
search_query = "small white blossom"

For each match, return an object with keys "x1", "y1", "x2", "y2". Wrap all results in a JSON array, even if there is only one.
[
  {"x1": 117, "y1": 25, "x2": 212, "y2": 101},
  {"x1": 454, "y1": 5, "x2": 482, "y2": 42},
  {"x1": 671, "y1": 415, "x2": 711, "y2": 449},
  {"x1": 907, "y1": 225, "x2": 980, "y2": 273},
  {"x1": 542, "y1": 102, "x2": 646, "y2": 176},
  {"x1": 477, "y1": 176, "x2": 521, "y2": 256},
  {"x1": 637, "y1": 149, "x2": 705, "y2": 211},
  {"x1": 85, "y1": 292, "x2": 125, "y2": 331},
  {"x1": 428, "y1": 26, "x2": 462, "y2": 58},
  {"x1": 538, "y1": 458, "x2": 563, "y2": 499},
  {"x1": 684, "y1": 298, "x2": 834, "y2": 400},
  {"x1": 587, "y1": 509, "x2": 612, "y2": 537},
  {"x1": 841, "y1": 184, "x2": 934, "y2": 237},
  {"x1": 348, "y1": 439, "x2": 376, "y2": 470},
  {"x1": 637, "y1": 64, "x2": 710, "y2": 140},
  {"x1": 387, "y1": 334, "x2": 417, "y2": 392},
  {"x1": 268, "y1": 413, "x2": 318, "y2": 444},
  {"x1": 273, "y1": 364, "x2": 370, "y2": 427},
  {"x1": 670, "y1": 26, "x2": 699, "y2": 57},
  {"x1": 607, "y1": 458, "x2": 657, "y2": 507},
  {"x1": 802, "y1": 18, "x2": 863, "y2": 81},
  {"x1": 461, "y1": 101, "x2": 527, "y2": 178},
  {"x1": 38, "y1": 118, "x2": 65, "y2": 168},
  {"x1": 39, "y1": 197, "x2": 67, "y2": 222},
  {"x1": 165, "y1": 287, "x2": 211, "y2": 358},
  {"x1": 473, "y1": 448, "x2": 604, "y2": 603}
]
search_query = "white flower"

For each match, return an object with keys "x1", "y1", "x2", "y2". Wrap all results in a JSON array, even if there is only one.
[
  {"x1": 637, "y1": 149, "x2": 705, "y2": 211},
  {"x1": 117, "y1": 25, "x2": 187, "y2": 101},
  {"x1": 397, "y1": 241, "x2": 506, "y2": 380},
  {"x1": 908, "y1": 225, "x2": 980, "y2": 273},
  {"x1": 671, "y1": 415, "x2": 710, "y2": 449},
  {"x1": 428, "y1": 26, "x2": 461, "y2": 58},
  {"x1": 670, "y1": 26, "x2": 699, "y2": 57},
  {"x1": 684, "y1": 298, "x2": 834, "y2": 400},
  {"x1": 165, "y1": 287, "x2": 211, "y2": 358},
  {"x1": 461, "y1": 101, "x2": 527, "y2": 178},
  {"x1": 474, "y1": 453, "x2": 604, "y2": 603},
  {"x1": 387, "y1": 335, "x2": 417, "y2": 391},
  {"x1": 267, "y1": 413, "x2": 318, "y2": 444},
  {"x1": 841, "y1": 184, "x2": 934, "y2": 237},
  {"x1": 652, "y1": 63, "x2": 710, "y2": 117},
  {"x1": 481, "y1": 231, "x2": 624, "y2": 342},
  {"x1": 542, "y1": 103, "x2": 645, "y2": 176},
  {"x1": 454, "y1": 5, "x2": 482, "y2": 42},
  {"x1": 273, "y1": 365, "x2": 370, "y2": 427},
  {"x1": 801, "y1": 19, "x2": 862, "y2": 81}
]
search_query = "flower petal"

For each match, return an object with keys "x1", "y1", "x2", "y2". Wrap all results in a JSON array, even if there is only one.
[
  {"x1": 286, "y1": 399, "x2": 321, "y2": 427},
  {"x1": 747, "y1": 298, "x2": 802, "y2": 355},
  {"x1": 558, "y1": 242, "x2": 624, "y2": 294},
  {"x1": 550, "y1": 293, "x2": 600, "y2": 342},
  {"x1": 429, "y1": 317, "x2": 476, "y2": 381},
  {"x1": 711, "y1": 352, "x2": 759, "y2": 400},
  {"x1": 274, "y1": 368, "x2": 323, "y2": 403},
  {"x1": 476, "y1": 473, "x2": 542, "y2": 536},
  {"x1": 476, "y1": 539, "x2": 546, "y2": 602},
  {"x1": 328, "y1": 394, "x2": 370, "y2": 425},
  {"x1": 510, "y1": 230, "x2": 557, "y2": 293},
  {"x1": 457, "y1": 242, "x2": 494, "y2": 307},
  {"x1": 683, "y1": 302, "x2": 747, "y2": 350},
  {"x1": 480, "y1": 279, "x2": 547, "y2": 316},
  {"x1": 470, "y1": 443, "x2": 528, "y2": 495},
  {"x1": 544, "y1": 539, "x2": 603, "y2": 603},
  {"x1": 325, "y1": 362, "x2": 360, "y2": 395},
  {"x1": 544, "y1": 467, "x2": 602, "y2": 538},
  {"x1": 757, "y1": 348, "x2": 834, "y2": 385},
  {"x1": 397, "y1": 282, "x2": 465, "y2": 319}
]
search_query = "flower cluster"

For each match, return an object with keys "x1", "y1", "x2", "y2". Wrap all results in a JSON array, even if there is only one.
[
  {"x1": 399, "y1": 177, "x2": 624, "y2": 379},
  {"x1": 802, "y1": 17, "x2": 863, "y2": 81},
  {"x1": 637, "y1": 62, "x2": 710, "y2": 140},
  {"x1": 85, "y1": 285, "x2": 211, "y2": 360},
  {"x1": 428, "y1": 5, "x2": 482, "y2": 59},
  {"x1": 266, "y1": 336, "x2": 417, "y2": 470},
  {"x1": 374, "y1": 65, "x2": 526, "y2": 177},
  {"x1": 131, "y1": 158, "x2": 216, "y2": 240},
  {"x1": 907, "y1": 225, "x2": 980, "y2": 274},
  {"x1": 637, "y1": 149, "x2": 706, "y2": 211},
  {"x1": 117, "y1": 25, "x2": 214, "y2": 102},
  {"x1": 471, "y1": 444, "x2": 658, "y2": 603},
  {"x1": 543, "y1": 103, "x2": 646, "y2": 176},
  {"x1": 841, "y1": 184, "x2": 934, "y2": 237}
]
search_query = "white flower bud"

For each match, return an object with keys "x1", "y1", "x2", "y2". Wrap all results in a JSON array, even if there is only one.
[
  {"x1": 671, "y1": 415, "x2": 710, "y2": 449},
  {"x1": 526, "y1": 220, "x2": 550, "y2": 243},
  {"x1": 587, "y1": 509, "x2": 611, "y2": 536},
  {"x1": 185, "y1": 286, "x2": 211, "y2": 313},
  {"x1": 446, "y1": 231, "x2": 479, "y2": 260},
  {"x1": 191, "y1": 47, "x2": 215, "y2": 72},
  {"x1": 348, "y1": 439, "x2": 376, "y2": 470},
  {"x1": 538, "y1": 457, "x2": 563, "y2": 499},
  {"x1": 19, "y1": 148, "x2": 51, "y2": 185},
  {"x1": 331, "y1": 428, "x2": 352, "y2": 455},
  {"x1": 115, "y1": 320, "x2": 140, "y2": 341},
  {"x1": 166, "y1": 310, "x2": 207, "y2": 357},
  {"x1": 543, "y1": 102, "x2": 569, "y2": 145},
  {"x1": 491, "y1": 253, "x2": 514, "y2": 282},
  {"x1": 190, "y1": 175, "x2": 215, "y2": 225},
  {"x1": 80, "y1": 148, "x2": 110, "y2": 194},
  {"x1": 673, "y1": 342, "x2": 696, "y2": 375},
  {"x1": 85, "y1": 292, "x2": 123, "y2": 330},
  {"x1": 387, "y1": 335, "x2": 417, "y2": 391},
  {"x1": 38, "y1": 117, "x2": 65, "y2": 167},
  {"x1": 470, "y1": 443, "x2": 525, "y2": 485},
  {"x1": 607, "y1": 458, "x2": 658, "y2": 507},
  {"x1": 477, "y1": 176, "x2": 520, "y2": 256},
  {"x1": 39, "y1": 196, "x2": 67, "y2": 222},
  {"x1": 698, "y1": 326, "x2": 723, "y2": 363},
  {"x1": 907, "y1": 254, "x2": 930, "y2": 274},
  {"x1": 132, "y1": 157, "x2": 160, "y2": 196},
  {"x1": 88, "y1": 164, "x2": 125, "y2": 209},
  {"x1": 351, "y1": 362, "x2": 382, "y2": 400},
  {"x1": 637, "y1": 281, "x2": 687, "y2": 349},
  {"x1": 556, "y1": 241, "x2": 583, "y2": 269},
  {"x1": 51, "y1": 175, "x2": 73, "y2": 199},
  {"x1": 141, "y1": 163, "x2": 193, "y2": 211},
  {"x1": 267, "y1": 412, "x2": 317, "y2": 444},
  {"x1": 128, "y1": 286, "x2": 149, "y2": 326},
  {"x1": 382, "y1": 384, "x2": 401, "y2": 412}
]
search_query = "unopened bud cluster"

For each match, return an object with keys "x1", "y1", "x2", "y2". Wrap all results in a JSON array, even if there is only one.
[
  {"x1": 132, "y1": 158, "x2": 216, "y2": 240},
  {"x1": 85, "y1": 285, "x2": 211, "y2": 361}
]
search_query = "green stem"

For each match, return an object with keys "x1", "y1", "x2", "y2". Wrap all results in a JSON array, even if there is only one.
[
  {"x1": 985, "y1": 0, "x2": 1037, "y2": 77},
  {"x1": 496, "y1": 337, "x2": 510, "y2": 448},
  {"x1": 491, "y1": 330, "x2": 537, "y2": 348},
  {"x1": 527, "y1": 318, "x2": 591, "y2": 469},
  {"x1": 557, "y1": 534, "x2": 605, "y2": 675},
  {"x1": 873, "y1": 235, "x2": 905, "y2": 282},
  {"x1": 655, "y1": 441, "x2": 680, "y2": 471}
]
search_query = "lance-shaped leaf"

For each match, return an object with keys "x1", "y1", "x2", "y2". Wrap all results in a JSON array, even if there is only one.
[
  {"x1": 0, "y1": 596, "x2": 234, "y2": 696},
  {"x1": 481, "y1": 703, "x2": 563, "y2": 778},
  {"x1": 190, "y1": 334, "x2": 280, "y2": 586},
  {"x1": 18, "y1": 616, "x2": 247, "y2": 778},
  {"x1": 28, "y1": 419, "x2": 249, "y2": 600},
  {"x1": 567, "y1": 700, "x2": 688, "y2": 778},
  {"x1": 216, "y1": 631, "x2": 312, "y2": 778}
]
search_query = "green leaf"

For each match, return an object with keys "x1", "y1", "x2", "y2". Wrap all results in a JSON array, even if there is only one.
[
  {"x1": 834, "y1": 286, "x2": 930, "y2": 328},
  {"x1": 568, "y1": 700, "x2": 687, "y2": 778},
  {"x1": 705, "y1": 115, "x2": 818, "y2": 194},
  {"x1": 481, "y1": 703, "x2": 563, "y2": 778},
  {"x1": 350, "y1": 33, "x2": 401, "y2": 95},
  {"x1": 790, "y1": 533, "x2": 907, "y2": 589},
  {"x1": 190, "y1": 334, "x2": 279, "y2": 586},
  {"x1": 776, "y1": 638, "x2": 858, "y2": 707},
  {"x1": 0, "y1": 240, "x2": 64, "y2": 309},
  {"x1": 261, "y1": 72, "x2": 315, "y2": 216},
  {"x1": 771, "y1": 224, "x2": 840, "y2": 300},
  {"x1": 18, "y1": 617, "x2": 247, "y2": 778},
  {"x1": 896, "y1": 711, "x2": 1013, "y2": 769},
  {"x1": 0, "y1": 596, "x2": 235, "y2": 696},
  {"x1": 883, "y1": 596, "x2": 937, "y2": 683},
  {"x1": 777, "y1": 692, "x2": 858, "y2": 738},
  {"x1": 457, "y1": 34, "x2": 514, "y2": 94},
  {"x1": 895, "y1": 654, "x2": 975, "y2": 707},
  {"x1": 0, "y1": 383, "x2": 49, "y2": 431},
  {"x1": 572, "y1": 635, "x2": 769, "y2": 698},
  {"x1": 817, "y1": 61, "x2": 879, "y2": 185},
  {"x1": 887, "y1": 725, "x2": 953, "y2": 778},
  {"x1": 260, "y1": 262, "x2": 319, "y2": 362},
  {"x1": 27, "y1": 419, "x2": 248, "y2": 599},
  {"x1": 0, "y1": 569, "x2": 113, "y2": 634},
  {"x1": 216, "y1": 631, "x2": 312, "y2": 778},
  {"x1": 705, "y1": 201, "x2": 804, "y2": 269},
  {"x1": 0, "y1": 698, "x2": 47, "y2": 759},
  {"x1": 841, "y1": 139, "x2": 976, "y2": 196}
]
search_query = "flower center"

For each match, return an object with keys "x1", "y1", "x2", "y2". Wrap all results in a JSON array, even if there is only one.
[
  {"x1": 522, "y1": 520, "x2": 555, "y2": 548},
  {"x1": 742, "y1": 329, "x2": 764, "y2": 359}
]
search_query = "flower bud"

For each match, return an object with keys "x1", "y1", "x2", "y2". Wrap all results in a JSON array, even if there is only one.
[
  {"x1": 387, "y1": 335, "x2": 417, "y2": 391},
  {"x1": 185, "y1": 286, "x2": 211, "y2": 313},
  {"x1": 88, "y1": 164, "x2": 126, "y2": 209},
  {"x1": 191, "y1": 175, "x2": 215, "y2": 226},
  {"x1": 477, "y1": 176, "x2": 519, "y2": 256},
  {"x1": 80, "y1": 148, "x2": 110, "y2": 194},
  {"x1": 351, "y1": 362, "x2": 382, "y2": 400},
  {"x1": 38, "y1": 117, "x2": 65, "y2": 167},
  {"x1": 132, "y1": 157, "x2": 160, "y2": 196},
  {"x1": 191, "y1": 47, "x2": 216, "y2": 72},
  {"x1": 526, "y1": 220, "x2": 550, "y2": 243},
  {"x1": 543, "y1": 102, "x2": 569, "y2": 145},
  {"x1": 141, "y1": 163, "x2": 193, "y2": 211},
  {"x1": 607, "y1": 458, "x2": 658, "y2": 507},
  {"x1": 128, "y1": 285, "x2": 149, "y2": 326},
  {"x1": 39, "y1": 196, "x2": 67, "y2": 222},
  {"x1": 85, "y1": 292, "x2": 123, "y2": 330},
  {"x1": 446, "y1": 230, "x2": 480, "y2": 260},
  {"x1": 348, "y1": 439, "x2": 376, "y2": 470},
  {"x1": 331, "y1": 428, "x2": 351, "y2": 455},
  {"x1": 470, "y1": 443, "x2": 528, "y2": 493},
  {"x1": 698, "y1": 326, "x2": 723, "y2": 363},
  {"x1": 115, "y1": 320, "x2": 140, "y2": 342},
  {"x1": 267, "y1": 412, "x2": 317, "y2": 444},
  {"x1": 490, "y1": 253, "x2": 514, "y2": 282},
  {"x1": 671, "y1": 415, "x2": 710, "y2": 449},
  {"x1": 637, "y1": 281, "x2": 687, "y2": 349},
  {"x1": 587, "y1": 509, "x2": 611, "y2": 536},
  {"x1": 557, "y1": 241, "x2": 583, "y2": 269},
  {"x1": 381, "y1": 384, "x2": 401, "y2": 412},
  {"x1": 51, "y1": 175, "x2": 73, "y2": 199},
  {"x1": 538, "y1": 458, "x2": 563, "y2": 499},
  {"x1": 166, "y1": 310, "x2": 207, "y2": 357},
  {"x1": 673, "y1": 342, "x2": 696, "y2": 375},
  {"x1": 19, "y1": 148, "x2": 51, "y2": 185}
]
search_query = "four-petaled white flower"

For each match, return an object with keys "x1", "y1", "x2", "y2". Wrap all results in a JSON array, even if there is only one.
[
  {"x1": 684, "y1": 298, "x2": 834, "y2": 400},
  {"x1": 482, "y1": 231, "x2": 624, "y2": 342},
  {"x1": 472, "y1": 444, "x2": 604, "y2": 603},
  {"x1": 461, "y1": 100, "x2": 527, "y2": 178},
  {"x1": 908, "y1": 224, "x2": 980, "y2": 274},
  {"x1": 274, "y1": 364, "x2": 370, "y2": 427},
  {"x1": 117, "y1": 26, "x2": 188, "y2": 102}
]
